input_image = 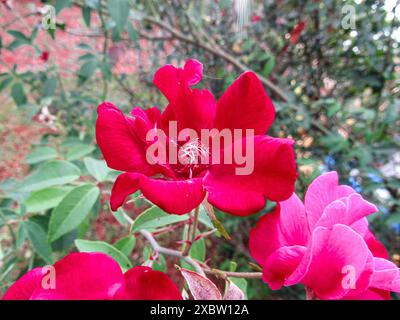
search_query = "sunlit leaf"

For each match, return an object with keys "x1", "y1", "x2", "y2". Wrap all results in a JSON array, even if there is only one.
[{"x1": 48, "y1": 184, "x2": 99, "y2": 242}]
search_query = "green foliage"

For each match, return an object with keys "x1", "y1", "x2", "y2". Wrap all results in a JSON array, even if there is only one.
[
  {"x1": 130, "y1": 206, "x2": 189, "y2": 233},
  {"x1": 48, "y1": 184, "x2": 100, "y2": 242},
  {"x1": 19, "y1": 161, "x2": 81, "y2": 193}
]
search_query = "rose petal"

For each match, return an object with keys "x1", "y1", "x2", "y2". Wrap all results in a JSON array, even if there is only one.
[
  {"x1": 170, "y1": 86, "x2": 216, "y2": 134},
  {"x1": 249, "y1": 205, "x2": 282, "y2": 266},
  {"x1": 123, "y1": 266, "x2": 182, "y2": 300},
  {"x1": 369, "y1": 258, "x2": 400, "y2": 292},
  {"x1": 204, "y1": 136, "x2": 297, "y2": 216},
  {"x1": 213, "y1": 71, "x2": 275, "y2": 135},
  {"x1": 96, "y1": 102, "x2": 158, "y2": 175},
  {"x1": 33, "y1": 253, "x2": 124, "y2": 300},
  {"x1": 153, "y1": 59, "x2": 203, "y2": 102},
  {"x1": 316, "y1": 194, "x2": 377, "y2": 230},
  {"x1": 343, "y1": 288, "x2": 391, "y2": 300},
  {"x1": 2, "y1": 268, "x2": 43, "y2": 300},
  {"x1": 364, "y1": 229, "x2": 389, "y2": 259},
  {"x1": 304, "y1": 171, "x2": 355, "y2": 230},
  {"x1": 287, "y1": 225, "x2": 373, "y2": 300},
  {"x1": 262, "y1": 245, "x2": 307, "y2": 290},
  {"x1": 110, "y1": 173, "x2": 205, "y2": 214}
]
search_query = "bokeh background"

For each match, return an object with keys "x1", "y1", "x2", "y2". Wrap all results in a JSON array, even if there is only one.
[{"x1": 0, "y1": 0, "x2": 399, "y2": 299}]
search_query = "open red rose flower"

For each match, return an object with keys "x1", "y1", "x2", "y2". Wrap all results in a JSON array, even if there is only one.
[
  {"x1": 2, "y1": 252, "x2": 182, "y2": 300},
  {"x1": 96, "y1": 59, "x2": 297, "y2": 216}
]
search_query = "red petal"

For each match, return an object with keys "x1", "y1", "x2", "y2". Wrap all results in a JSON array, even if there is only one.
[
  {"x1": 364, "y1": 229, "x2": 389, "y2": 259},
  {"x1": 96, "y1": 102, "x2": 158, "y2": 175},
  {"x1": 344, "y1": 288, "x2": 391, "y2": 300},
  {"x1": 110, "y1": 173, "x2": 205, "y2": 214},
  {"x1": 32, "y1": 253, "x2": 125, "y2": 300},
  {"x1": 288, "y1": 225, "x2": 373, "y2": 300},
  {"x1": 123, "y1": 266, "x2": 182, "y2": 300},
  {"x1": 262, "y1": 245, "x2": 306, "y2": 290},
  {"x1": 2, "y1": 268, "x2": 43, "y2": 300},
  {"x1": 369, "y1": 258, "x2": 400, "y2": 292},
  {"x1": 153, "y1": 59, "x2": 203, "y2": 102},
  {"x1": 204, "y1": 136, "x2": 297, "y2": 216},
  {"x1": 315, "y1": 194, "x2": 377, "y2": 231},
  {"x1": 249, "y1": 194, "x2": 308, "y2": 268},
  {"x1": 304, "y1": 171, "x2": 355, "y2": 230},
  {"x1": 213, "y1": 71, "x2": 275, "y2": 135},
  {"x1": 169, "y1": 86, "x2": 216, "y2": 134}
]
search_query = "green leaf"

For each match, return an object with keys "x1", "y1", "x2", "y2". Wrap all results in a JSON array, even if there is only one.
[
  {"x1": 198, "y1": 206, "x2": 214, "y2": 229},
  {"x1": 7, "y1": 30, "x2": 30, "y2": 42},
  {"x1": 211, "y1": 217, "x2": 230, "y2": 240},
  {"x1": 130, "y1": 206, "x2": 189, "y2": 232},
  {"x1": 0, "y1": 76, "x2": 13, "y2": 92},
  {"x1": 11, "y1": 83, "x2": 27, "y2": 106},
  {"x1": 107, "y1": 0, "x2": 130, "y2": 33},
  {"x1": 99, "y1": 61, "x2": 112, "y2": 81},
  {"x1": 327, "y1": 102, "x2": 341, "y2": 117},
  {"x1": 82, "y1": 6, "x2": 92, "y2": 27},
  {"x1": 114, "y1": 235, "x2": 136, "y2": 257},
  {"x1": 48, "y1": 184, "x2": 100, "y2": 242},
  {"x1": 25, "y1": 186, "x2": 71, "y2": 213},
  {"x1": 127, "y1": 23, "x2": 139, "y2": 42},
  {"x1": 23, "y1": 220, "x2": 53, "y2": 264},
  {"x1": 263, "y1": 56, "x2": 275, "y2": 77},
  {"x1": 25, "y1": 147, "x2": 58, "y2": 164},
  {"x1": 0, "y1": 208, "x2": 18, "y2": 227},
  {"x1": 20, "y1": 160, "x2": 81, "y2": 192},
  {"x1": 30, "y1": 26, "x2": 39, "y2": 42},
  {"x1": 83, "y1": 157, "x2": 111, "y2": 182},
  {"x1": 42, "y1": 77, "x2": 57, "y2": 97},
  {"x1": 113, "y1": 208, "x2": 129, "y2": 226},
  {"x1": 55, "y1": 0, "x2": 72, "y2": 14},
  {"x1": 66, "y1": 143, "x2": 95, "y2": 161},
  {"x1": 75, "y1": 239, "x2": 132, "y2": 271},
  {"x1": 78, "y1": 59, "x2": 97, "y2": 82}
]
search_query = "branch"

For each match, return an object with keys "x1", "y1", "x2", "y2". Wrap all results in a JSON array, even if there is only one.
[
  {"x1": 204, "y1": 268, "x2": 263, "y2": 279},
  {"x1": 139, "y1": 229, "x2": 205, "y2": 276}
]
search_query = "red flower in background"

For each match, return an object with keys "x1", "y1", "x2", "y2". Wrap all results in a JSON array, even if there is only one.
[
  {"x1": 39, "y1": 51, "x2": 49, "y2": 62},
  {"x1": 289, "y1": 21, "x2": 306, "y2": 44},
  {"x1": 251, "y1": 14, "x2": 261, "y2": 23},
  {"x1": 2, "y1": 252, "x2": 182, "y2": 300},
  {"x1": 96, "y1": 59, "x2": 297, "y2": 216}
]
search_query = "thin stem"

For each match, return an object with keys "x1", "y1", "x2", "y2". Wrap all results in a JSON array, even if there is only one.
[
  {"x1": 139, "y1": 229, "x2": 205, "y2": 276},
  {"x1": 204, "y1": 268, "x2": 263, "y2": 280},
  {"x1": 182, "y1": 206, "x2": 200, "y2": 256},
  {"x1": 98, "y1": 0, "x2": 109, "y2": 101}
]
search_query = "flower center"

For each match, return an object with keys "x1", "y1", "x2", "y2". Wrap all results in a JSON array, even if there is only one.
[{"x1": 177, "y1": 138, "x2": 210, "y2": 178}]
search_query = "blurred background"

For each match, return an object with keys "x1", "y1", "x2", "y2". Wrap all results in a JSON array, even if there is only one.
[{"x1": 0, "y1": 0, "x2": 399, "y2": 299}]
